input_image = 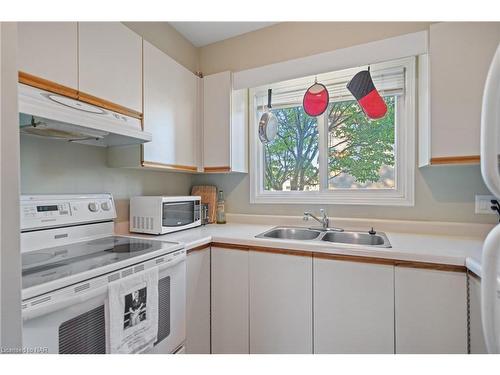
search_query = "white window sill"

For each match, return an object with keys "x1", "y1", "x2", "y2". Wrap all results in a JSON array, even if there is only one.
[{"x1": 250, "y1": 190, "x2": 414, "y2": 206}]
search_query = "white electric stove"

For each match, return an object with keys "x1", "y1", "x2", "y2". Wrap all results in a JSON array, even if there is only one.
[{"x1": 20, "y1": 194, "x2": 186, "y2": 354}]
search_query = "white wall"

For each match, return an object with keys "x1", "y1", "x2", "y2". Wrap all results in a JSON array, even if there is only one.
[
  {"x1": 20, "y1": 136, "x2": 192, "y2": 224},
  {"x1": 200, "y1": 22, "x2": 432, "y2": 75},
  {"x1": 123, "y1": 22, "x2": 199, "y2": 73},
  {"x1": 0, "y1": 22, "x2": 22, "y2": 350},
  {"x1": 192, "y1": 164, "x2": 495, "y2": 224}
]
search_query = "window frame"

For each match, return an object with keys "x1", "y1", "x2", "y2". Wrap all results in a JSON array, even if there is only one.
[{"x1": 249, "y1": 56, "x2": 416, "y2": 206}]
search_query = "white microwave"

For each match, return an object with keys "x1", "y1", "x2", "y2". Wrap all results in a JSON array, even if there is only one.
[{"x1": 130, "y1": 196, "x2": 201, "y2": 235}]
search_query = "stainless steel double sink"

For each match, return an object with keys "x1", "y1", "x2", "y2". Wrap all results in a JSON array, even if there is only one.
[{"x1": 255, "y1": 226, "x2": 392, "y2": 248}]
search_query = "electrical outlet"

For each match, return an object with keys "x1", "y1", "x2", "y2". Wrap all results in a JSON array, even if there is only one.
[{"x1": 475, "y1": 195, "x2": 497, "y2": 214}]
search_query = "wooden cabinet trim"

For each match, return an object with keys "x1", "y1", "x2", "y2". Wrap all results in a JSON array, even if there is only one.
[
  {"x1": 394, "y1": 260, "x2": 466, "y2": 273},
  {"x1": 78, "y1": 91, "x2": 142, "y2": 119},
  {"x1": 210, "y1": 242, "x2": 466, "y2": 271},
  {"x1": 212, "y1": 242, "x2": 310, "y2": 258},
  {"x1": 19, "y1": 71, "x2": 78, "y2": 98},
  {"x1": 430, "y1": 155, "x2": 480, "y2": 165},
  {"x1": 250, "y1": 246, "x2": 312, "y2": 258},
  {"x1": 314, "y1": 251, "x2": 466, "y2": 272},
  {"x1": 18, "y1": 71, "x2": 143, "y2": 120},
  {"x1": 203, "y1": 166, "x2": 231, "y2": 173},
  {"x1": 210, "y1": 242, "x2": 250, "y2": 252},
  {"x1": 187, "y1": 243, "x2": 211, "y2": 254},
  {"x1": 142, "y1": 160, "x2": 198, "y2": 172},
  {"x1": 313, "y1": 252, "x2": 395, "y2": 266}
]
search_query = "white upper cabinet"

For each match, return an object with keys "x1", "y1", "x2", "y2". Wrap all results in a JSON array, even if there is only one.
[
  {"x1": 421, "y1": 22, "x2": 500, "y2": 165},
  {"x1": 395, "y1": 267, "x2": 467, "y2": 353},
  {"x1": 314, "y1": 258, "x2": 395, "y2": 354},
  {"x1": 18, "y1": 22, "x2": 78, "y2": 89},
  {"x1": 78, "y1": 22, "x2": 143, "y2": 112},
  {"x1": 143, "y1": 40, "x2": 199, "y2": 170},
  {"x1": 203, "y1": 71, "x2": 248, "y2": 173}
]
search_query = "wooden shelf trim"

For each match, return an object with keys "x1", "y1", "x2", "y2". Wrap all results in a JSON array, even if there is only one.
[
  {"x1": 211, "y1": 242, "x2": 312, "y2": 257},
  {"x1": 19, "y1": 71, "x2": 143, "y2": 120},
  {"x1": 430, "y1": 155, "x2": 480, "y2": 165},
  {"x1": 187, "y1": 243, "x2": 211, "y2": 254},
  {"x1": 203, "y1": 166, "x2": 231, "y2": 173},
  {"x1": 19, "y1": 71, "x2": 78, "y2": 98},
  {"x1": 210, "y1": 242, "x2": 467, "y2": 272},
  {"x1": 142, "y1": 161, "x2": 198, "y2": 172}
]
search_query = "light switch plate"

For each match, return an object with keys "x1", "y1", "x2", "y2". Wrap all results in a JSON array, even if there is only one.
[{"x1": 475, "y1": 195, "x2": 497, "y2": 214}]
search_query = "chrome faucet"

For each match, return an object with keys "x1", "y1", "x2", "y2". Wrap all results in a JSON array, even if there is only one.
[{"x1": 303, "y1": 209, "x2": 343, "y2": 232}]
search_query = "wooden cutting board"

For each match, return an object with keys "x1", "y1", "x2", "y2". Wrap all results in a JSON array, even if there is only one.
[{"x1": 191, "y1": 185, "x2": 217, "y2": 224}]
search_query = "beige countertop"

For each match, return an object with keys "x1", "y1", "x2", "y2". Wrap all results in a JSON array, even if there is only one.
[{"x1": 117, "y1": 221, "x2": 486, "y2": 267}]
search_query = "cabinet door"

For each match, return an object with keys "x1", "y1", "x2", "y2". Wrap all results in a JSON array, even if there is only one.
[
  {"x1": 203, "y1": 71, "x2": 231, "y2": 169},
  {"x1": 143, "y1": 41, "x2": 198, "y2": 169},
  {"x1": 429, "y1": 22, "x2": 500, "y2": 161},
  {"x1": 18, "y1": 22, "x2": 78, "y2": 89},
  {"x1": 249, "y1": 251, "x2": 313, "y2": 353},
  {"x1": 468, "y1": 273, "x2": 487, "y2": 354},
  {"x1": 395, "y1": 267, "x2": 467, "y2": 353},
  {"x1": 78, "y1": 22, "x2": 142, "y2": 112},
  {"x1": 314, "y1": 258, "x2": 394, "y2": 353},
  {"x1": 211, "y1": 247, "x2": 249, "y2": 353},
  {"x1": 186, "y1": 248, "x2": 211, "y2": 354}
]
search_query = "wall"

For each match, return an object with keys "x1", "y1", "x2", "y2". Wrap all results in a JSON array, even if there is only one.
[
  {"x1": 20, "y1": 136, "x2": 192, "y2": 224},
  {"x1": 199, "y1": 22, "x2": 432, "y2": 75},
  {"x1": 124, "y1": 22, "x2": 199, "y2": 73},
  {"x1": 193, "y1": 165, "x2": 494, "y2": 224},
  {"x1": 196, "y1": 21, "x2": 498, "y2": 225},
  {"x1": 1, "y1": 22, "x2": 22, "y2": 349}
]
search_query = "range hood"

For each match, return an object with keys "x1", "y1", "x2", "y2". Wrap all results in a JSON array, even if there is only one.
[{"x1": 18, "y1": 84, "x2": 152, "y2": 147}]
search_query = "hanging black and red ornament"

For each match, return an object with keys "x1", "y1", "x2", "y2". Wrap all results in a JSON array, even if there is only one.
[
  {"x1": 303, "y1": 78, "x2": 329, "y2": 117},
  {"x1": 346, "y1": 67, "x2": 387, "y2": 120}
]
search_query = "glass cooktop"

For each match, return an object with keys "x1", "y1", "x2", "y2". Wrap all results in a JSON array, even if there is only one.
[{"x1": 22, "y1": 236, "x2": 168, "y2": 290}]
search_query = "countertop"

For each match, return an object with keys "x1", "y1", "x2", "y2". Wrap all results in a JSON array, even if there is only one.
[{"x1": 118, "y1": 222, "x2": 486, "y2": 268}]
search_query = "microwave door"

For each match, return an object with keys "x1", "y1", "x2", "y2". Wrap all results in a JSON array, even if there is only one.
[{"x1": 162, "y1": 201, "x2": 196, "y2": 227}]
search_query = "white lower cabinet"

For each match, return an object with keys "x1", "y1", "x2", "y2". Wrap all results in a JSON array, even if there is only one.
[
  {"x1": 187, "y1": 245, "x2": 471, "y2": 355},
  {"x1": 468, "y1": 273, "x2": 487, "y2": 354},
  {"x1": 211, "y1": 247, "x2": 249, "y2": 353},
  {"x1": 249, "y1": 251, "x2": 313, "y2": 354},
  {"x1": 313, "y1": 258, "x2": 394, "y2": 353},
  {"x1": 186, "y1": 248, "x2": 211, "y2": 354},
  {"x1": 395, "y1": 267, "x2": 468, "y2": 353}
]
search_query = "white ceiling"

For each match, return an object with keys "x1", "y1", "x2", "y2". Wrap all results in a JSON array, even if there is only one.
[{"x1": 169, "y1": 22, "x2": 277, "y2": 47}]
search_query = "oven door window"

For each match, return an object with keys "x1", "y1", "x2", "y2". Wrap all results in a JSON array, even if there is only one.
[{"x1": 162, "y1": 202, "x2": 194, "y2": 227}]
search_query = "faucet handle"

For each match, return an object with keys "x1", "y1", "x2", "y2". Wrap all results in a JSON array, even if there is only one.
[
  {"x1": 320, "y1": 208, "x2": 327, "y2": 217},
  {"x1": 303, "y1": 212, "x2": 310, "y2": 221}
]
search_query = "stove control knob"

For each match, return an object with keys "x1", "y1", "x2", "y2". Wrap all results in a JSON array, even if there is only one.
[
  {"x1": 101, "y1": 201, "x2": 111, "y2": 211},
  {"x1": 88, "y1": 202, "x2": 99, "y2": 212}
]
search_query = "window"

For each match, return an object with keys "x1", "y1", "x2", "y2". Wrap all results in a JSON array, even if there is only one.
[{"x1": 250, "y1": 57, "x2": 415, "y2": 206}]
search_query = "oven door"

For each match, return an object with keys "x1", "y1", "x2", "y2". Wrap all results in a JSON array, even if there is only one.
[
  {"x1": 161, "y1": 201, "x2": 200, "y2": 231},
  {"x1": 22, "y1": 256, "x2": 186, "y2": 354}
]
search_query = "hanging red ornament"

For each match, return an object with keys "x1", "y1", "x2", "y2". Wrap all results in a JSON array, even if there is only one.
[
  {"x1": 346, "y1": 68, "x2": 387, "y2": 120},
  {"x1": 303, "y1": 80, "x2": 329, "y2": 117}
]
